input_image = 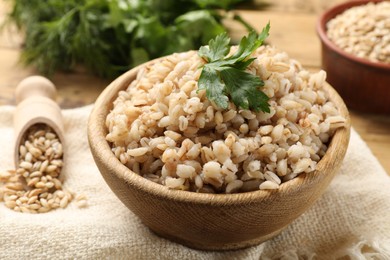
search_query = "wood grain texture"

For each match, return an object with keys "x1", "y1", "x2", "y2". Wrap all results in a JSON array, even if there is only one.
[
  {"x1": 259, "y1": 0, "x2": 349, "y2": 13},
  {"x1": 87, "y1": 58, "x2": 351, "y2": 250},
  {"x1": 0, "y1": 0, "x2": 389, "y2": 174}
]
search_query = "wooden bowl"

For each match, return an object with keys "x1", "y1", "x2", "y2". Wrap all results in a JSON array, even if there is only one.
[
  {"x1": 317, "y1": 0, "x2": 390, "y2": 114},
  {"x1": 87, "y1": 58, "x2": 351, "y2": 251}
]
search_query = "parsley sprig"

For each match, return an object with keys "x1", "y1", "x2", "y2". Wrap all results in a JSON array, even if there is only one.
[
  {"x1": 198, "y1": 22, "x2": 271, "y2": 113},
  {"x1": 4, "y1": 0, "x2": 255, "y2": 79}
]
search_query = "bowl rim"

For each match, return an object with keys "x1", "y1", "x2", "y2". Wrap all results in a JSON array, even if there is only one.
[
  {"x1": 88, "y1": 57, "x2": 351, "y2": 206},
  {"x1": 316, "y1": 0, "x2": 390, "y2": 71}
]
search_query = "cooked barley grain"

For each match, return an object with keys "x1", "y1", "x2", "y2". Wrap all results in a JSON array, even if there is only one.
[{"x1": 106, "y1": 46, "x2": 345, "y2": 193}]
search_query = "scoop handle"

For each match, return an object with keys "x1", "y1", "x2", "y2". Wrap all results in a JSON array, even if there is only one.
[
  {"x1": 15, "y1": 76, "x2": 57, "y2": 103},
  {"x1": 14, "y1": 76, "x2": 65, "y2": 167}
]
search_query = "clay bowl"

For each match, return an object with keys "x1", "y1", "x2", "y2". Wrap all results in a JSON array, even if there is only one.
[
  {"x1": 88, "y1": 58, "x2": 351, "y2": 251},
  {"x1": 317, "y1": 0, "x2": 390, "y2": 114}
]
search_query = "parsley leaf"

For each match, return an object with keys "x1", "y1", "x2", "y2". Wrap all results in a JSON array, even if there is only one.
[
  {"x1": 220, "y1": 67, "x2": 269, "y2": 112},
  {"x1": 198, "y1": 32, "x2": 230, "y2": 62},
  {"x1": 198, "y1": 22, "x2": 271, "y2": 113},
  {"x1": 198, "y1": 66, "x2": 229, "y2": 109},
  {"x1": 229, "y1": 23, "x2": 270, "y2": 61}
]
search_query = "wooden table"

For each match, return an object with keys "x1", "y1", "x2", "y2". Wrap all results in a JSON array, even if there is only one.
[{"x1": 0, "y1": 1, "x2": 389, "y2": 174}]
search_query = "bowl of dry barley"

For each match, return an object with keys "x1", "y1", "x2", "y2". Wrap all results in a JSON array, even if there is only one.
[{"x1": 317, "y1": 0, "x2": 390, "y2": 114}]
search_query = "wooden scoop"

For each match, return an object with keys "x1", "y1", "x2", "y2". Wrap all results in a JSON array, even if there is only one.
[{"x1": 14, "y1": 76, "x2": 65, "y2": 168}]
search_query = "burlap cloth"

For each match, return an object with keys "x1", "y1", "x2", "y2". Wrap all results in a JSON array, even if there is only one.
[{"x1": 0, "y1": 105, "x2": 389, "y2": 259}]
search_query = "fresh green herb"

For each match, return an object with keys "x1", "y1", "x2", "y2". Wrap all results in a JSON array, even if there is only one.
[
  {"x1": 198, "y1": 22, "x2": 271, "y2": 112},
  {"x1": 4, "y1": 0, "x2": 255, "y2": 79}
]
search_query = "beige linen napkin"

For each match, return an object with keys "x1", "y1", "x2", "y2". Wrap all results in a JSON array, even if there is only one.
[{"x1": 0, "y1": 105, "x2": 389, "y2": 260}]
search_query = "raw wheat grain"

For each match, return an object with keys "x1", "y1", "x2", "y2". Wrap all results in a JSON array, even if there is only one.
[{"x1": 0, "y1": 125, "x2": 81, "y2": 213}]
